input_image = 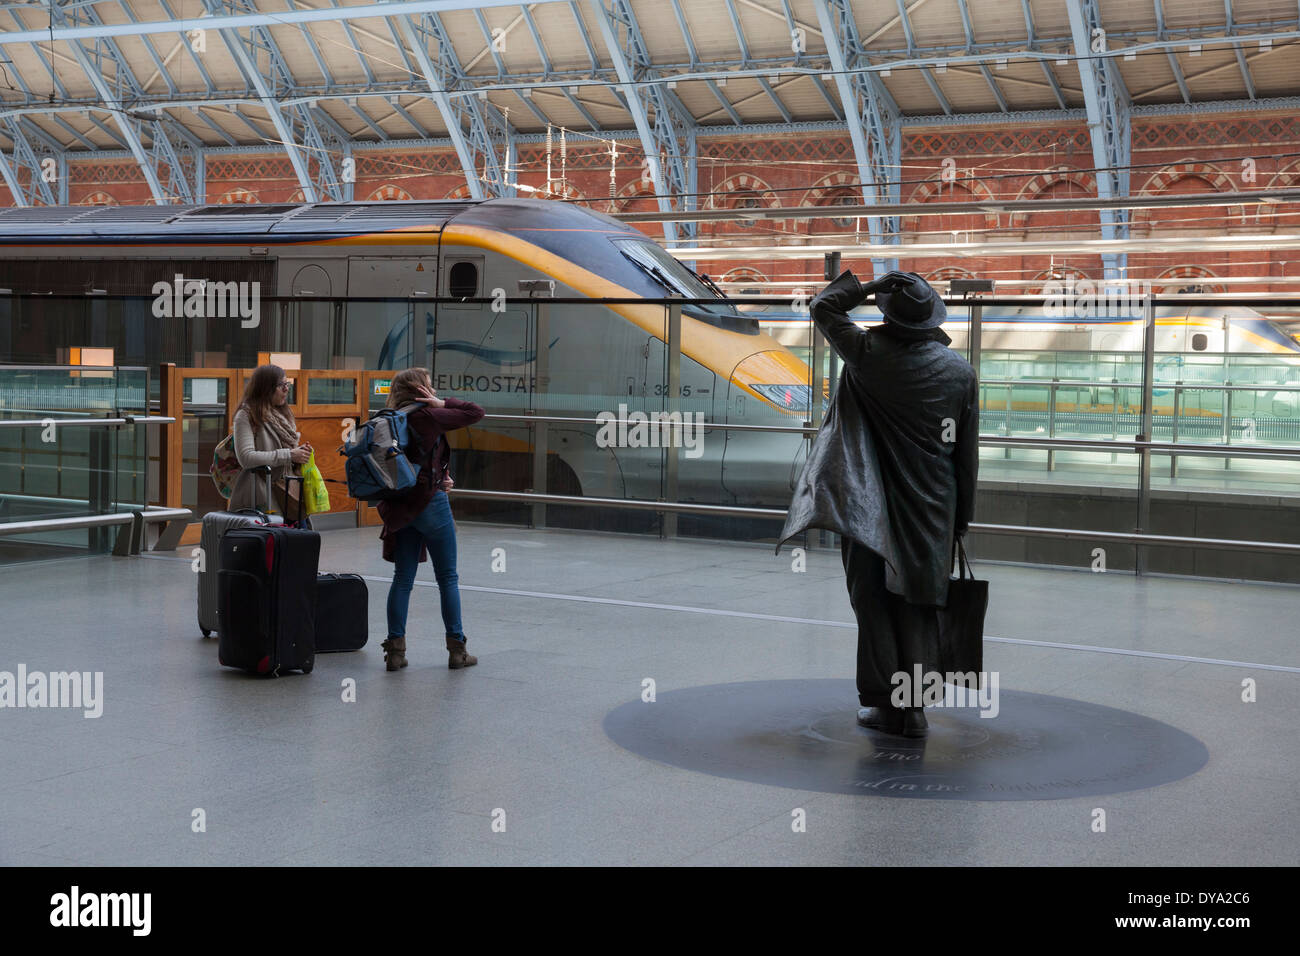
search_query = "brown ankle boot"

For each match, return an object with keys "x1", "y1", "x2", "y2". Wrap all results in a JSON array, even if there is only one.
[
  {"x1": 381, "y1": 636, "x2": 407, "y2": 671},
  {"x1": 445, "y1": 634, "x2": 477, "y2": 669}
]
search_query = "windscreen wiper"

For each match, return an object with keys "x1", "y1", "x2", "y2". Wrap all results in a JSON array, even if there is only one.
[
  {"x1": 689, "y1": 266, "x2": 727, "y2": 299},
  {"x1": 622, "y1": 251, "x2": 683, "y2": 297}
]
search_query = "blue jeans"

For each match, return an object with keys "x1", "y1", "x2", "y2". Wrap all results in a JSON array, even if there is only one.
[{"x1": 386, "y1": 491, "x2": 465, "y2": 641}]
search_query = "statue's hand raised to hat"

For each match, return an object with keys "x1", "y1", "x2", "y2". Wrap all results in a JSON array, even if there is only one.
[
  {"x1": 860, "y1": 271, "x2": 912, "y2": 296},
  {"x1": 877, "y1": 271, "x2": 917, "y2": 292}
]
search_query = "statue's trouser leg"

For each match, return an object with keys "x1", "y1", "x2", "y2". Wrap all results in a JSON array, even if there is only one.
[{"x1": 841, "y1": 538, "x2": 941, "y2": 707}]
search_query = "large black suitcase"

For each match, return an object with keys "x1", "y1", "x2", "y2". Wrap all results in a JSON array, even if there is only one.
[
  {"x1": 314, "y1": 573, "x2": 369, "y2": 653},
  {"x1": 198, "y1": 467, "x2": 285, "y2": 637},
  {"x1": 217, "y1": 525, "x2": 321, "y2": 675}
]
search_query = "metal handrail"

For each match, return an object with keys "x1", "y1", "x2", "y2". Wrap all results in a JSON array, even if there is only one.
[
  {"x1": 970, "y1": 523, "x2": 1300, "y2": 555},
  {"x1": 0, "y1": 512, "x2": 133, "y2": 537},
  {"x1": 5, "y1": 293, "x2": 1300, "y2": 308},
  {"x1": 453, "y1": 488, "x2": 780, "y2": 519},
  {"x1": 0, "y1": 492, "x2": 154, "y2": 510},
  {"x1": 449, "y1": 489, "x2": 1300, "y2": 555},
  {"x1": 474, "y1": 411, "x2": 1300, "y2": 458},
  {"x1": 0, "y1": 364, "x2": 149, "y2": 371},
  {"x1": 978, "y1": 435, "x2": 1300, "y2": 459},
  {"x1": 0, "y1": 416, "x2": 174, "y2": 428},
  {"x1": 980, "y1": 379, "x2": 1300, "y2": 393},
  {"x1": 481, "y1": 412, "x2": 812, "y2": 435}
]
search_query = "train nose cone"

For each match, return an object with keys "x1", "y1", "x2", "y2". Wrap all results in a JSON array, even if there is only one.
[{"x1": 733, "y1": 350, "x2": 816, "y2": 414}]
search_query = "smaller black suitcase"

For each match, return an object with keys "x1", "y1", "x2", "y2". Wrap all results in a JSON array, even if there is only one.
[
  {"x1": 218, "y1": 525, "x2": 320, "y2": 676},
  {"x1": 315, "y1": 574, "x2": 369, "y2": 653}
]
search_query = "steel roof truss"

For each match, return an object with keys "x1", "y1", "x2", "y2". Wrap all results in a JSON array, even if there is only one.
[
  {"x1": 397, "y1": 12, "x2": 517, "y2": 199},
  {"x1": 1067, "y1": 0, "x2": 1132, "y2": 280},
  {"x1": 812, "y1": 0, "x2": 901, "y2": 275},
  {"x1": 199, "y1": 0, "x2": 346, "y2": 203},
  {"x1": 587, "y1": 0, "x2": 698, "y2": 242}
]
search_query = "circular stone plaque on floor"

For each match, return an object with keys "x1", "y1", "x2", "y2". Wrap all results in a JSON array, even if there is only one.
[{"x1": 603, "y1": 680, "x2": 1208, "y2": 800}]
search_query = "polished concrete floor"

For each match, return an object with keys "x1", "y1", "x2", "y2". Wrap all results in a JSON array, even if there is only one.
[{"x1": 1, "y1": 520, "x2": 1297, "y2": 866}]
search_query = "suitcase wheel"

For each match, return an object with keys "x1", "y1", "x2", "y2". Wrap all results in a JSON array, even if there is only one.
[
  {"x1": 200, "y1": 627, "x2": 211, "y2": 638},
  {"x1": 300, "y1": 661, "x2": 313, "y2": 674}
]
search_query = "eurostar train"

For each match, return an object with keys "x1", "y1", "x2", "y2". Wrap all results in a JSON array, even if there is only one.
[
  {"x1": 751, "y1": 299, "x2": 1300, "y2": 424},
  {"x1": 750, "y1": 301, "x2": 1300, "y2": 355},
  {"x1": 0, "y1": 199, "x2": 813, "y2": 511}
]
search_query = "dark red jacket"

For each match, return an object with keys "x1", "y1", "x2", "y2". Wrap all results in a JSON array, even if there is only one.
[{"x1": 378, "y1": 398, "x2": 485, "y2": 563}]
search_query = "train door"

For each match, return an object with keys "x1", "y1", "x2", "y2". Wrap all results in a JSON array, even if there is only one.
[
  {"x1": 718, "y1": 362, "x2": 808, "y2": 507},
  {"x1": 291, "y1": 263, "x2": 336, "y2": 370},
  {"x1": 430, "y1": 253, "x2": 533, "y2": 399},
  {"x1": 346, "y1": 257, "x2": 437, "y2": 370},
  {"x1": 618, "y1": 332, "x2": 722, "y2": 504},
  {"x1": 1180, "y1": 310, "x2": 1233, "y2": 427},
  {"x1": 671, "y1": 349, "x2": 720, "y2": 505},
  {"x1": 429, "y1": 250, "x2": 535, "y2": 500},
  {"x1": 623, "y1": 334, "x2": 666, "y2": 496},
  {"x1": 1183, "y1": 312, "x2": 1227, "y2": 356}
]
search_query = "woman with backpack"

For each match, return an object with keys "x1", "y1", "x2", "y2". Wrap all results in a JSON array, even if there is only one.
[
  {"x1": 229, "y1": 364, "x2": 312, "y2": 515},
  {"x1": 379, "y1": 368, "x2": 485, "y2": 672}
]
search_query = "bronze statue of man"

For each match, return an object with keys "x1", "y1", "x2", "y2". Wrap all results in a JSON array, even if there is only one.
[{"x1": 778, "y1": 271, "x2": 979, "y2": 738}]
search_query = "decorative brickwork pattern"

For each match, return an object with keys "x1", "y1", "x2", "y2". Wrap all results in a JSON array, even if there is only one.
[
  {"x1": 706, "y1": 173, "x2": 780, "y2": 209},
  {"x1": 1135, "y1": 117, "x2": 1300, "y2": 148},
  {"x1": 217, "y1": 187, "x2": 257, "y2": 204},
  {"x1": 366, "y1": 183, "x2": 414, "y2": 201},
  {"x1": 206, "y1": 157, "x2": 295, "y2": 181},
  {"x1": 926, "y1": 265, "x2": 975, "y2": 284},
  {"x1": 1033, "y1": 265, "x2": 1094, "y2": 283},
  {"x1": 517, "y1": 144, "x2": 614, "y2": 172},
  {"x1": 704, "y1": 135, "x2": 853, "y2": 164},
  {"x1": 1138, "y1": 160, "x2": 1237, "y2": 194},
  {"x1": 1156, "y1": 264, "x2": 1224, "y2": 292},
  {"x1": 902, "y1": 175, "x2": 1001, "y2": 232},
  {"x1": 1008, "y1": 166, "x2": 1096, "y2": 228},
  {"x1": 799, "y1": 171, "x2": 859, "y2": 207},
  {"x1": 906, "y1": 128, "x2": 1090, "y2": 157},
  {"x1": 69, "y1": 163, "x2": 142, "y2": 185},
  {"x1": 719, "y1": 266, "x2": 768, "y2": 284}
]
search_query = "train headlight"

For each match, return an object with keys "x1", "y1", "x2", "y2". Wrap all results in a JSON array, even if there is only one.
[
  {"x1": 749, "y1": 383, "x2": 813, "y2": 411},
  {"x1": 734, "y1": 349, "x2": 817, "y2": 413}
]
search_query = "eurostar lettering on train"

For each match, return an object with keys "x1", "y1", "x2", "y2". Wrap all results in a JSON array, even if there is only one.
[
  {"x1": 433, "y1": 374, "x2": 537, "y2": 394},
  {"x1": 0, "y1": 198, "x2": 814, "y2": 510}
]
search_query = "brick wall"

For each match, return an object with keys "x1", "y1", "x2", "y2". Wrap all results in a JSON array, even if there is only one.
[{"x1": 6, "y1": 112, "x2": 1299, "y2": 291}]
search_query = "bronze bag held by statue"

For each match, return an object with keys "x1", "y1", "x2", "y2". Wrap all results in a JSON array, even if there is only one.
[{"x1": 937, "y1": 537, "x2": 988, "y2": 686}]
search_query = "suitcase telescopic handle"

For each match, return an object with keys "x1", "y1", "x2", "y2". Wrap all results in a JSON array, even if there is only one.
[
  {"x1": 249, "y1": 465, "x2": 273, "y2": 513},
  {"x1": 284, "y1": 474, "x2": 305, "y2": 527}
]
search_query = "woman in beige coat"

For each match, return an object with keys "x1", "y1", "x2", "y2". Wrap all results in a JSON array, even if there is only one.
[{"x1": 227, "y1": 364, "x2": 312, "y2": 516}]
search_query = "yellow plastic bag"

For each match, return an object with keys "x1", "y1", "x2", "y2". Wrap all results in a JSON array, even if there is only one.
[{"x1": 301, "y1": 451, "x2": 330, "y2": 515}]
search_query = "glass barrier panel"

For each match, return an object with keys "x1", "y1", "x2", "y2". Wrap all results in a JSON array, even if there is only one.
[
  {"x1": 971, "y1": 298, "x2": 1146, "y2": 571},
  {"x1": 307, "y1": 377, "x2": 356, "y2": 406},
  {"x1": 0, "y1": 365, "x2": 135, "y2": 563},
  {"x1": 114, "y1": 366, "x2": 150, "y2": 509},
  {"x1": 429, "y1": 300, "x2": 535, "y2": 527},
  {"x1": 181, "y1": 376, "x2": 230, "y2": 520}
]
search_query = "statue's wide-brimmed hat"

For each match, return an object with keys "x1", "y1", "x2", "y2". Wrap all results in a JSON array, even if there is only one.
[{"x1": 868, "y1": 271, "x2": 947, "y2": 329}]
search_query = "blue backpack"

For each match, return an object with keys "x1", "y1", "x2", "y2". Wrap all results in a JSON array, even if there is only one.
[{"x1": 340, "y1": 404, "x2": 429, "y2": 501}]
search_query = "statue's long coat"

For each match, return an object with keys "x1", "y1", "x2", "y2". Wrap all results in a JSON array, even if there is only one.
[{"x1": 777, "y1": 272, "x2": 980, "y2": 606}]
